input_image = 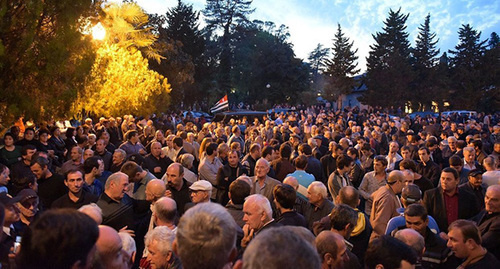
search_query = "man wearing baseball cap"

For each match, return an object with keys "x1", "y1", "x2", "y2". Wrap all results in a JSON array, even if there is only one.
[
  {"x1": 184, "y1": 180, "x2": 212, "y2": 212},
  {"x1": 14, "y1": 189, "x2": 39, "y2": 236}
]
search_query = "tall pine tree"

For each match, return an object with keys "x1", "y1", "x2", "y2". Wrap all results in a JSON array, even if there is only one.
[
  {"x1": 203, "y1": 0, "x2": 254, "y2": 96},
  {"x1": 448, "y1": 24, "x2": 487, "y2": 109},
  {"x1": 324, "y1": 24, "x2": 359, "y2": 107},
  {"x1": 362, "y1": 8, "x2": 413, "y2": 109},
  {"x1": 308, "y1": 44, "x2": 330, "y2": 97},
  {"x1": 411, "y1": 14, "x2": 440, "y2": 111}
]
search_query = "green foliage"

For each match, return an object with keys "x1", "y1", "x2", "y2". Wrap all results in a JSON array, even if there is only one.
[
  {"x1": 448, "y1": 24, "x2": 488, "y2": 110},
  {"x1": 0, "y1": 0, "x2": 100, "y2": 122},
  {"x1": 324, "y1": 24, "x2": 360, "y2": 103},
  {"x1": 362, "y1": 8, "x2": 414, "y2": 109}
]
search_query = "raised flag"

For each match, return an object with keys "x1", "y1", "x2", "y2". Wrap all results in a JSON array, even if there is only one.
[{"x1": 210, "y1": 95, "x2": 229, "y2": 113}]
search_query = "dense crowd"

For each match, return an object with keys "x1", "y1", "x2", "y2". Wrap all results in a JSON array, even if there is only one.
[{"x1": 0, "y1": 105, "x2": 499, "y2": 269}]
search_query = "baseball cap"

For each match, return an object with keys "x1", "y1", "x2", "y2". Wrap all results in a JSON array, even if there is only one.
[
  {"x1": 189, "y1": 180, "x2": 212, "y2": 191},
  {"x1": 402, "y1": 184, "x2": 422, "y2": 203},
  {"x1": 16, "y1": 189, "x2": 38, "y2": 203},
  {"x1": 0, "y1": 193, "x2": 22, "y2": 206}
]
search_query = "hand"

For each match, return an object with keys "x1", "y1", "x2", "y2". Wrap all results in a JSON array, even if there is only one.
[
  {"x1": 241, "y1": 224, "x2": 254, "y2": 248},
  {"x1": 165, "y1": 189, "x2": 173, "y2": 198},
  {"x1": 139, "y1": 149, "x2": 147, "y2": 155},
  {"x1": 154, "y1": 167, "x2": 162, "y2": 173},
  {"x1": 439, "y1": 232, "x2": 449, "y2": 241},
  {"x1": 119, "y1": 226, "x2": 135, "y2": 237}
]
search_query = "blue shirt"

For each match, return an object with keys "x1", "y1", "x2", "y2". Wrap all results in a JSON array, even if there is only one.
[
  {"x1": 286, "y1": 170, "x2": 315, "y2": 200},
  {"x1": 385, "y1": 207, "x2": 440, "y2": 235}
]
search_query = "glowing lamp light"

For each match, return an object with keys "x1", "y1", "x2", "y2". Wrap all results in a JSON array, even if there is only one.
[{"x1": 91, "y1": 23, "x2": 106, "y2": 40}]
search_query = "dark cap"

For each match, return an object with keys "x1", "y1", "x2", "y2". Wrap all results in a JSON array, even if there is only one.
[
  {"x1": 468, "y1": 169, "x2": 483, "y2": 178},
  {"x1": 16, "y1": 189, "x2": 38, "y2": 202},
  {"x1": 0, "y1": 193, "x2": 22, "y2": 206},
  {"x1": 402, "y1": 184, "x2": 422, "y2": 203}
]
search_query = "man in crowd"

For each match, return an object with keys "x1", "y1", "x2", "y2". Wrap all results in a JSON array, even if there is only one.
[
  {"x1": 423, "y1": 167, "x2": 480, "y2": 232},
  {"x1": 30, "y1": 156, "x2": 66, "y2": 209},
  {"x1": 96, "y1": 172, "x2": 134, "y2": 231},
  {"x1": 471, "y1": 185, "x2": 500, "y2": 260},
  {"x1": 83, "y1": 156, "x2": 104, "y2": 197},
  {"x1": 364, "y1": 235, "x2": 417, "y2": 269},
  {"x1": 120, "y1": 130, "x2": 147, "y2": 157},
  {"x1": 251, "y1": 158, "x2": 281, "y2": 202},
  {"x1": 164, "y1": 163, "x2": 191, "y2": 216},
  {"x1": 11, "y1": 144, "x2": 36, "y2": 182},
  {"x1": 93, "y1": 225, "x2": 129, "y2": 269},
  {"x1": 417, "y1": 147, "x2": 441, "y2": 186},
  {"x1": 286, "y1": 155, "x2": 314, "y2": 200},
  {"x1": 226, "y1": 178, "x2": 251, "y2": 228},
  {"x1": 305, "y1": 181, "x2": 334, "y2": 231},
  {"x1": 143, "y1": 141, "x2": 173, "y2": 179},
  {"x1": 459, "y1": 169, "x2": 487, "y2": 209},
  {"x1": 120, "y1": 161, "x2": 156, "y2": 201},
  {"x1": 145, "y1": 226, "x2": 180, "y2": 269},
  {"x1": 241, "y1": 143, "x2": 261, "y2": 177},
  {"x1": 95, "y1": 139, "x2": 113, "y2": 171},
  {"x1": 315, "y1": 231, "x2": 350, "y2": 269},
  {"x1": 242, "y1": 194, "x2": 280, "y2": 247},
  {"x1": 60, "y1": 146, "x2": 84, "y2": 175},
  {"x1": 198, "y1": 142, "x2": 223, "y2": 200},
  {"x1": 110, "y1": 149, "x2": 127, "y2": 173},
  {"x1": 52, "y1": 169, "x2": 98, "y2": 209}
]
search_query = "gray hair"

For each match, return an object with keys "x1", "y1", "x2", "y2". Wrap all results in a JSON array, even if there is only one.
[
  {"x1": 245, "y1": 194, "x2": 272, "y2": 220},
  {"x1": 176, "y1": 203, "x2": 237, "y2": 269},
  {"x1": 145, "y1": 226, "x2": 175, "y2": 257},
  {"x1": 118, "y1": 232, "x2": 136, "y2": 258},
  {"x1": 243, "y1": 227, "x2": 320, "y2": 269},
  {"x1": 308, "y1": 181, "x2": 327, "y2": 199},
  {"x1": 394, "y1": 228, "x2": 425, "y2": 256},
  {"x1": 105, "y1": 172, "x2": 128, "y2": 190},
  {"x1": 114, "y1": 149, "x2": 126, "y2": 159},
  {"x1": 78, "y1": 203, "x2": 103, "y2": 225},
  {"x1": 180, "y1": 153, "x2": 194, "y2": 168}
]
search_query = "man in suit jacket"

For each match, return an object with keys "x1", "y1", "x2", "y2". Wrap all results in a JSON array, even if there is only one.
[
  {"x1": 423, "y1": 167, "x2": 480, "y2": 233},
  {"x1": 251, "y1": 158, "x2": 281, "y2": 203},
  {"x1": 472, "y1": 185, "x2": 500, "y2": 260}
]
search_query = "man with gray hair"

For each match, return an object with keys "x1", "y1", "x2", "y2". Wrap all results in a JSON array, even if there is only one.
[
  {"x1": 144, "y1": 226, "x2": 180, "y2": 269},
  {"x1": 251, "y1": 158, "x2": 281, "y2": 203},
  {"x1": 394, "y1": 228, "x2": 425, "y2": 267},
  {"x1": 241, "y1": 227, "x2": 320, "y2": 269},
  {"x1": 242, "y1": 194, "x2": 280, "y2": 247},
  {"x1": 305, "y1": 181, "x2": 334, "y2": 231},
  {"x1": 96, "y1": 172, "x2": 134, "y2": 231},
  {"x1": 174, "y1": 203, "x2": 238, "y2": 269}
]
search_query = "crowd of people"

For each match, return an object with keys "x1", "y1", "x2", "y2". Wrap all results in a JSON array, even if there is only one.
[{"x1": 0, "y1": 105, "x2": 499, "y2": 269}]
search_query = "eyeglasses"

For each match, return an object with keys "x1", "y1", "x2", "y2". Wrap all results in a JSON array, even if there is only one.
[{"x1": 21, "y1": 200, "x2": 38, "y2": 209}]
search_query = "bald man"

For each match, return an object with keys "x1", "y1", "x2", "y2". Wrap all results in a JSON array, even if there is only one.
[
  {"x1": 316, "y1": 231, "x2": 350, "y2": 269},
  {"x1": 145, "y1": 179, "x2": 166, "y2": 204},
  {"x1": 283, "y1": 176, "x2": 308, "y2": 215},
  {"x1": 394, "y1": 228, "x2": 425, "y2": 265},
  {"x1": 93, "y1": 225, "x2": 128, "y2": 269}
]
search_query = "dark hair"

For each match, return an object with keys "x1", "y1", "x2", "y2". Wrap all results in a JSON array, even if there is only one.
[
  {"x1": 273, "y1": 184, "x2": 296, "y2": 210},
  {"x1": 120, "y1": 161, "x2": 143, "y2": 180},
  {"x1": 374, "y1": 155, "x2": 388, "y2": 166},
  {"x1": 126, "y1": 130, "x2": 138, "y2": 140},
  {"x1": 336, "y1": 154, "x2": 353, "y2": 170},
  {"x1": 401, "y1": 145, "x2": 411, "y2": 152},
  {"x1": 0, "y1": 163, "x2": 6, "y2": 174},
  {"x1": 404, "y1": 204, "x2": 428, "y2": 221},
  {"x1": 294, "y1": 155, "x2": 308, "y2": 170},
  {"x1": 399, "y1": 159, "x2": 417, "y2": 172},
  {"x1": 346, "y1": 147, "x2": 359, "y2": 159},
  {"x1": 10, "y1": 174, "x2": 37, "y2": 196},
  {"x1": 468, "y1": 169, "x2": 483, "y2": 178},
  {"x1": 298, "y1": 143, "x2": 312, "y2": 155},
  {"x1": 206, "y1": 142, "x2": 218, "y2": 156},
  {"x1": 448, "y1": 219, "x2": 482, "y2": 245},
  {"x1": 279, "y1": 144, "x2": 292, "y2": 159},
  {"x1": 470, "y1": 140, "x2": 482, "y2": 150},
  {"x1": 449, "y1": 155, "x2": 463, "y2": 166},
  {"x1": 261, "y1": 146, "x2": 274, "y2": 159},
  {"x1": 24, "y1": 128, "x2": 35, "y2": 135},
  {"x1": 30, "y1": 156, "x2": 49, "y2": 168},
  {"x1": 418, "y1": 146, "x2": 430, "y2": 154},
  {"x1": 365, "y1": 235, "x2": 417, "y2": 269},
  {"x1": 18, "y1": 209, "x2": 99, "y2": 269},
  {"x1": 442, "y1": 167, "x2": 459, "y2": 180},
  {"x1": 173, "y1": 136, "x2": 183, "y2": 147},
  {"x1": 330, "y1": 204, "x2": 358, "y2": 231},
  {"x1": 38, "y1": 128, "x2": 50, "y2": 137},
  {"x1": 65, "y1": 169, "x2": 83, "y2": 181},
  {"x1": 83, "y1": 156, "x2": 101, "y2": 174},
  {"x1": 3, "y1": 132, "x2": 15, "y2": 141},
  {"x1": 229, "y1": 180, "x2": 251, "y2": 205},
  {"x1": 21, "y1": 144, "x2": 37, "y2": 156}
]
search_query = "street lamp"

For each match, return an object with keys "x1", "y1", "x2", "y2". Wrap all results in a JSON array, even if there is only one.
[{"x1": 91, "y1": 22, "x2": 106, "y2": 41}]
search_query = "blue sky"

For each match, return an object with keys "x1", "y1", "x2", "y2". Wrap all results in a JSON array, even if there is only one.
[{"x1": 121, "y1": 0, "x2": 500, "y2": 71}]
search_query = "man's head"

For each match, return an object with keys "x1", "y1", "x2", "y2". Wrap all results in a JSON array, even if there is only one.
[
  {"x1": 394, "y1": 229, "x2": 425, "y2": 257},
  {"x1": 30, "y1": 156, "x2": 50, "y2": 180},
  {"x1": 386, "y1": 170, "x2": 405, "y2": 194},
  {"x1": 229, "y1": 179, "x2": 251, "y2": 205},
  {"x1": 145, "y1": 226, "x2": 175, "y2": 269},
  {"x1": 401, "y1": 184, "x2": 422, "y2": 207},
  {"x1": 418, "y1": 147, "x2": 431, "y2": 163},
  {"x1": 307, "y1": 181, "x2": 328, "y2": 206},
  {"x1": 330, "y1": 204, "x2": 358, "y2": 239},
  {"x1": 18, "y1": 209, "x2": 99, "y2": 269},
  {"x1": 145, "y1": 179, "x2": 166, "y2": 203},
  {"x1": 65, "y1": 169, "x2": 84, "y2": 196},
  {"x1": 206, "y1": 142, "x2": 219, "y2": 157},
  {"x1": 463, "y1": 147, "x2": 476, "y2": 164},
  {"x1": 174, "y1": 203, "x2": 237, "y2": 269},
  {"x1": 113, "y1": 149, "x2": 127, "y2": 165},
  {"x1": 485, "y1": 185, "x2": 500, "y2": 214},
  {"x1": 316, "y1": 231, "x2": 349, "y2": 269},
  {"x1": 0, "y1": 164, "x2": 10, "y2": 187},
  {"x1": 166, "y1": 163, "x2": 184, "y2": 190},
  {"x1": 21, "y1": 144, "x2": 37, "y2": 163},
  {"x1": 16, "y1": 189, "x2": 39, "y2": 219},
  {"x1": 373, "y1": 155, "x2": 388, "y2": 173},
  {"x1": 96, "y1": 139, "x2": 107, "y2": 153},
  {"x1": 189, "y1": 180, "x2": 212, "y2": 204},
  {"x1": 70, "y1": 146, "x2": 83, "y2": 162},
  {"x1": 273, "y1": 184, "x2": 296, "y2": 210},
  {"x1": 254, "y1": 158, "x2": 270, "y2": 180},
  {"x1": 389, "y1": 141, "x2": 400, "y2": 154},
  {"x1": 365, "y1": 235, "x2": 417, "y2": 269},
  {"x1": 84, "y1": 156, "x2": 103, "y2": 177},
  {"x1": 337, "y1": 186, "x2": 360, "y2": 208},
  {"x1": 467, "y1": 169, "x2": 483, "y2": 188},
  {"x1": 83, "y1": 149, "x2": 94, "y2": 160},
  {"x1": 120, "y1": 161, "x2": 144, "y2": 183},
  {"x1": 447, "y1": 136, "x2": 457, "y2": 151},
  {"x1": 243, "y1": 194, "x2": 273, "y2": 230},
  {"x1": 283, "y1": 176, "x2": 299, "y2": 191},
  {"x1": 449, "y1": 155, "x2": 464, "y2": 172},
  {"x1": 94, "y1": 225, "x2": 127, "y2": 269},
  {"x1": 447, "y1": 220, "x2": 482, "y2": 259},
  {"x1": 404, "y1": 204, "x2": 429, "y2": 236},
  {"x1": 400, "y1": 146, "x2": 411, "y2": 160},
  {"x1": 79, "y1": 203, "x2": 103, "y2": 224},
  {"x1": 105, "y1": 172, "x2": 130, "y2": 201},
  {"x1": 151, "y1": 142, "x2": 162, "y2": 158},
  {"x1": 125, "y1": 130, "x2": 139, "y2": 143},
  {"x1": 153, "y1": 197, "x2": 177, "y2": 226},
  {"x1": 0, "y1": 193, "x2": 21, "y2": 226},
  {"x1": 172, "y1": 136, "x2": 183, "y2": 149},
  {"x1": 440, "y1": 167, "x2": 459, "y2": 193}
]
